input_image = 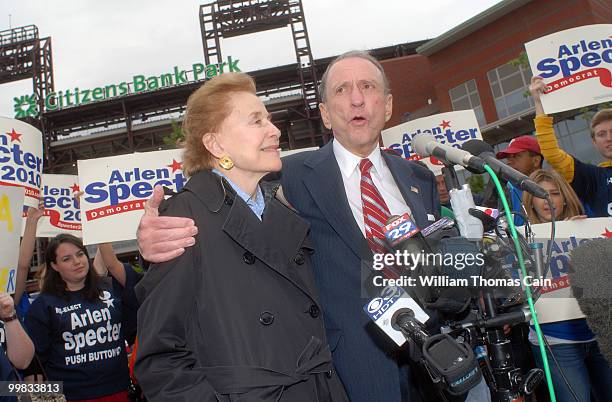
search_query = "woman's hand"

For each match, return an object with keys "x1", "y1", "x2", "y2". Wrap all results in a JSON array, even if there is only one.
[{"x1": 26, "y1": 203, "x2": 45, "y2": 222}]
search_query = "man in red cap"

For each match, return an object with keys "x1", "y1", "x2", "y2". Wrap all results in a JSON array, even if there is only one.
[
  {"x1": 496, "y1": 135, "x2": 543, "y2": 176},
  {"x1": 483, "y1": 135, "x2": 543, "y2": 223}
]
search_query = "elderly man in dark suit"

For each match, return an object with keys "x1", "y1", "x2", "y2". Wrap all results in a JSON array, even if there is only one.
[{"x1": 138, "y1": 50, "x2": 440, "y2": 402}]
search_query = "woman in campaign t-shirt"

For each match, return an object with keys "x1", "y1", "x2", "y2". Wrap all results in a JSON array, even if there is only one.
[{"x1": 25, "y1": 234, "x2": 140, "y2": 402}]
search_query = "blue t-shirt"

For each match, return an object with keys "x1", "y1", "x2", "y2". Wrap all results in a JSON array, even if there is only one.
[
  {"x1": 0, "y1": 349, "x2": 17, "y2": 402},
  {"x1": 16, "y1": 291, "x2": 31, "y2": 318},
  {"x1": 530, "y1": 318, "x2": 596, "y2": 345},
  {"x1": 571, "y1": 159, "x2": 612, "y2": 218},
  {"x1": 508, "y1": 182, "x2": 525, "y2": 226},
  {"x1": 25, "y1": 266, "x2": 140, "y2": 400},
  {"x1": 1, "y1": 318, "x2": 23, "y2": 402}
]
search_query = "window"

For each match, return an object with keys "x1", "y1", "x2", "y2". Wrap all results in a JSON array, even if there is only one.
[
  {"x1": 551, "y1": 117, "x2": 603, "y2": 165},
  {"x1": 449, "y1": 79, "x2": 486, "y2": 127},
  {"x1": 493, "y1": 116, "x2": 602, "y2": 167},
  {"x1": 487, "y1": 63, "x2": 534, "y2": 119}
]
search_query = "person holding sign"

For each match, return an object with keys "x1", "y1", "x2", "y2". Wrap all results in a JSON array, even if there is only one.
[
  {"x1": 134, "y1": 73, "x2": 348, "y2": 401},
  {"x1": 24, "y1": 234, "x2": 140, "y2": 402},
  {"x1": 14, "y1": 205, "x2": 44, "y2": 317},
  {"x1": 0, "y1": 291, "x2": 34, "y2": 402},
  {"x1": 0, "y1": 291, "x2": 34, "y2": 370},
  {"x1": 530, "y1": 76, "x2": 612, "y2": 218},
  {"x1": 522, "y1": 169, "x2": 611, "y2": 402}
]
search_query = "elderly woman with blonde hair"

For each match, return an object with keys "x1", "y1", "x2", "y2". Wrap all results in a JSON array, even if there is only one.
[{"x1": 135, "y1": 72, "x2": 348, "y2": 402}]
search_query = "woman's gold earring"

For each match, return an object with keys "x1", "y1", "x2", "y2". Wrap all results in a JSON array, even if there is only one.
[{"x1": 219, "y1": 155, "x2": 234, "y2": 170}]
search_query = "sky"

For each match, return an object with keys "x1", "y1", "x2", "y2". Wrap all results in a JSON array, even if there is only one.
[{"x1": 1, "y1": 0, "x2": 503, "y2": 118}]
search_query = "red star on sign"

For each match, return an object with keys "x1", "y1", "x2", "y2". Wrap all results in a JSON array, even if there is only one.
[
  {"x1": 167, "y1": 159, "x2": 183, "y2": 173},
  {"x1": 602, "y1": 228, "x2": 612, "y2": 238},
  {"x1": 8, "y1": 129, "x2": 22, "y2": 142},
  {"x1": 439, "y1": 120, "x2": 451, "y2": 129},
  {"x1": 70, "y1": 183, "x2": 80, "y2": 193}
]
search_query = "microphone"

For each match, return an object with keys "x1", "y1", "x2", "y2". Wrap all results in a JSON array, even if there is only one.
[
  {"x1": 392, "y1": 309, "x2": 483, "y2": 396},
  {"x1": 459, "y1": 307, "x2": 532, "y2": 329},
  {"x1": 569, "y1": 238, "x2": 612, "y2": 362},
  {"x1": 392, "y1": 308, "x2": 430, "y2": 345},
  {"x1": 449, "y1": 184, "x2": 484, "y2": 240},
  {"x1": 411, "y1": 134, "x2": 485, "y2": 239},
  {"x1": 383, "y1": 214, "x2": 486, "y2": 314},
  {"x1": 363, "y1": 286, "x2": 430, "y2": 347},
  {"x1": 468, "y1": 208, "x2": 498, "y2": 233},
  {"x1": 412, "y1": 133, "x2": 485, "y2": 172},
  {"x1": 462, "y1": 139, "x2": 548, "y2": 199},
  {"x1": 383, "y1": 213, "x2": 430, "y2": 257},
  {"x1": 382, "y1": 214, "x2": 436, "y2": 303}
]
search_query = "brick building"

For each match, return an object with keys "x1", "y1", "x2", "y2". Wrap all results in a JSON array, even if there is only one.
[{"x1": 384, "y1": 0, "x2": 610, "y2": 163}]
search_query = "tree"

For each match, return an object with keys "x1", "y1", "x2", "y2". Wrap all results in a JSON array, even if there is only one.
[
  {"x1": 467, "y1": 174, "x2": 485, "y2": 196},
  {"x1": 163, "y1": 120, "x2": 184, "y2": 148}
]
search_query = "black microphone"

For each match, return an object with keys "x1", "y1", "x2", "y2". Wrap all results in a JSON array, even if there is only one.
[
  {"x1": 392, "y1": 308, "x2": 430, "y2": 345},
  {"x1": 468, "y1": 208, "x2": 497, "y2": 233},
  {"x1": 392, "y1": 308, "x2": 483, "y2": 396},
  {"x1": 462, "y1": 139, "x2": 549, "y2": 199},
  {"x1": 412, "y1": 133, "x2": 485, "y2": 172},
  {"x1": 459, "y1": 307, "x2": 532, "y2": 329},
  {"x1": 383, "y1": 214, "x2": 431, "y2": 260},
  {"x1": 393, "y1": 310, "x2": 482, "y2": 396},
  {"x1": 382, "y1": 214, "x2": 436, "y2": 303},
  {"x1": 569, "y1": 238, "x2": 612, "y2": 362},
  {"x1": 383, "y1": 215, "x2": 487, "y2": 314}
]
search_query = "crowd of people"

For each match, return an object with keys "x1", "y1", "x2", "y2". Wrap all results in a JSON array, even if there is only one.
[{"x1": 1, "y1": 49, "x2": 610, "y2": 402}]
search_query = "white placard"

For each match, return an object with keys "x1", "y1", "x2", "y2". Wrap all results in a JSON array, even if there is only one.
[
  {"x1": 530, "y1": 217, "x2": 612, "y2": 323},
  {"x1": 78, "y1": 149, "x2": 186, "y2": 245},
  {"x1": 0, "y1": 117, "x2": 43, "y2": 207},
  {"x1": 525, "y1": 24, "x2": 612, "y2": 114},
  {"x1": 36, "y1": 174, "x2": 82, "y2": 238},
  {"x1": 0, "y1": 185, "x2": 25, "y2": 294},
  {"x1": 381, "y1": 110, "x2": 483, "y2": 175}
]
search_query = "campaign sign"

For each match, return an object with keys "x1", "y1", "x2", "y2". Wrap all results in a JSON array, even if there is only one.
[
  {"x1": 78, "y1": 149, "x2": 186, "y2": 245},
  {"x1": 525, "y1": 24, "x2": 612, "y2": 114},
  {"x1": 0, "y1": 117, "x2": 43, "y2": 207},
  {"x1": 0, "y1": 185, "x2": 25, "y2": 294},
  {"x1": 381, "y1": 110, "x2": 483, "y2": 175},
  {"x1": 36, "y1": 174, "x2": 82, "y2": 237},
  {"x1": 529, "y1": 217, "x2": 612, "y2": 323}
]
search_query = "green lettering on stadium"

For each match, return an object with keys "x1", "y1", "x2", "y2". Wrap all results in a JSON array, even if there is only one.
[{"x1": 12, "y1": 56, "x2": 240, "y2": 118}]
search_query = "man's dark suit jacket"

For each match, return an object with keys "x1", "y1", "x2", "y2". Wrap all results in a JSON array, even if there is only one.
[{"x1": 280, "y1": 140, "x2": 440, "y2": 402}]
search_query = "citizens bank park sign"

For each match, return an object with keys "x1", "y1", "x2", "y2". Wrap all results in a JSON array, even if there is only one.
[
  {"x1": 525, "y1": 24, "x2": 612, "y2": 114},
  {"x1": 13, "y1": 56, "x2": 241, "y2": 118}
]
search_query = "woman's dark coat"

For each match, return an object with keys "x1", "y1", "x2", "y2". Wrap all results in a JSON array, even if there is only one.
[{"x1": 135, "y1": 170, "x2": 348, "y2": 402}]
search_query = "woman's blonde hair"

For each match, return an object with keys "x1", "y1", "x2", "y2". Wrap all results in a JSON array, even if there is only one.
[
  {"x1": 523, "y1": 169, "x2": 584, "y2": 223},
  {"x1": 181, "y1": 72, "x2": 257, "y2": 176}
]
